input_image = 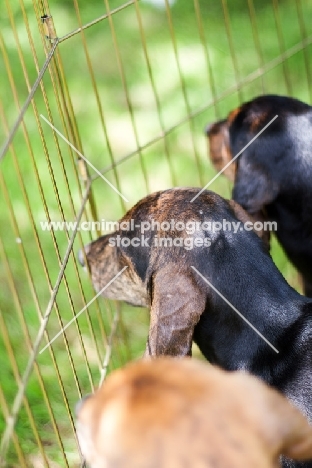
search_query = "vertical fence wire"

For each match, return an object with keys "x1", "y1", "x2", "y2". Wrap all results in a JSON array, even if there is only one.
[
  {"x1": 0, "y1": 237, "x2": 69, "y2": 468},
  {"x1": 0, "y1": 372, "x2": 28, "y2": 468},
  {"x1": 134, "y1": 0, "x2": 177, "y2": 186},
  {"x1": 32, "y1": 39, "x2": 112, "y2": 373},
  {"x1": 0, "y1": 182, "x2": 92, "y2": 462},
  {"x1": 272, "y1": 0, "x2": 292, "y2": 94},
  {"x1": 295, "y1": 0, "x2": 312, "y2": 103},
  {"x1": 71, "y1": 0, "x2": 127, "y2": 213},
  {"x1": 193, "y1": 0, "x2": 220, "y2": 119},
  {"x1": 11, "y1": 0, "x2": 102, "y2": 392},
  {"x1": 66, "y1": 0, "x2": 133, "y2": 367},
  {"x1": 34, "y1": 0, "x2": 127, "y2": 379},
  {"x1": 45, "y1": 5, "x2": 125, "y2": 372},
  {"x1": 0, "y1": 171, "x2": 74, "y2": 467},
  {"x1": 0, "y1": 103, "x2": 80, "y2": 465},
  {"x1": 0, "y1": 10, "x2": 84, "y2": 404},
  {"x1": 247, "y1": 0, "x2": 266, "y2": 93},
  {"x1": 0, "y1": 21, "x2": 90, "y2": 402},
  {"x1": 164, "y1": 0, "x2": 204, "y2": 186},
  {"x1": 221, "y1": 0, "x2": 244, "y2": 103},
  {"x1": 104, "y1": 0, "x2": 150, "y2": 193}
]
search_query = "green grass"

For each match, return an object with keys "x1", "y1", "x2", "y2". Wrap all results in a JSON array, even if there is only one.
[{"x1": 0, "y1": 0, "x2": 311, "y2": 465}]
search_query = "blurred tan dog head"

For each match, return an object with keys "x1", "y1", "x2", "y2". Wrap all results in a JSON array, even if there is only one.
[{"x1": 76, "y1": 358, "x2": 312, "y2": 468}]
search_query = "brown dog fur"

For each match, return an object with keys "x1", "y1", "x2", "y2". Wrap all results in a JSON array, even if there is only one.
[{"x1": 76, "y1": 358, "x2": 312, "y2": 468}]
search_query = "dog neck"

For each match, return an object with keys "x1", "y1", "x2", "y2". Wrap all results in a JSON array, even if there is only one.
[{"x1": 193, "y1": 234, "x2": 311, "y2": 386}]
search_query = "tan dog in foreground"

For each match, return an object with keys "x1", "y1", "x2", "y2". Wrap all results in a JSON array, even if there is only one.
[{"x1": 76, "y1": 358, "x2": 312, "y2": 468}]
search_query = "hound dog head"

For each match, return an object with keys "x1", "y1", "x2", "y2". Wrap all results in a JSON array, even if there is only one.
[
  {"x1": 76, "y1": 357, "x2": 312, "y2": 468},
  {"x1": 206, "y1": 95, "x2": 312, "y2": 295},
  {"x1": 78, "y1": 188, "x2": 268, "y2": 357},
  {"x1": 205, "y1": 94, "x2": 312, "y2": 214}
]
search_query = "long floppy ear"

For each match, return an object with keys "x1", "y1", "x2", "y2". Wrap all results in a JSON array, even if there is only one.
[
  {"x1": 144, "y1": 264, "x2": 206, "y2": 357},
  {"x1": 233, "y1": 153, "x2": 278, "y2": 214}
]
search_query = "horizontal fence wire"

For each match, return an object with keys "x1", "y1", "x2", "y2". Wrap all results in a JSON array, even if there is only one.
[{"x1": 1, "y1": 0, "x2": 312, "y2": 465}]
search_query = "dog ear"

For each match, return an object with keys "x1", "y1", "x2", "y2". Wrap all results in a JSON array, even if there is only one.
[
  {"x1": 249, "y1": 377, "x2": 312, "y2": 461},
  {"x1": 277, "y1": 403, "x2": 312, "y2": 460},
  {"x1": 144, "y1": 264, "x2": 206, "y2": 357},
  {"x1": 232, "y1": 155, "x2": 278, "y2": 214}
]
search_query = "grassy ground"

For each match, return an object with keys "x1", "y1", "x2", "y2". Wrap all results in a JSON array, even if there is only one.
[{"x1": 0, "y1": 0, "x2": 311, "y2": 466}]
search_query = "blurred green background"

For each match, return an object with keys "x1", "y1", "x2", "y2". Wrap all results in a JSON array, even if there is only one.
[{"x1": 0, "y1": 0, "x2": 311, "y2": 466}]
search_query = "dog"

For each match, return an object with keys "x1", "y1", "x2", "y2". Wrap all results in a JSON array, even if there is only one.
[
  {"x1": 76, "y1": 358, "x2": 312, "y2": 468},
  {"x1": 78, "y1": 188, "x2": 312, "y2": 467},
  {"x1": 205, "y1": 94, "x2": 312, "y2": 296}
]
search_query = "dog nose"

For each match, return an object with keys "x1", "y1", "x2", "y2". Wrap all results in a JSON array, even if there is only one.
[
  {"x1": 75, "y1": 394, "x2": 92, "y2": 416},
  {"x1": 78, "y1": 245, "x2": 90, "y2": 267},
  {"x1": 78, "y1": 249, "x2": 85, "y2": 267},
  {"x1": 204, "y1": 122, "x2": 214, "y2": 135}
]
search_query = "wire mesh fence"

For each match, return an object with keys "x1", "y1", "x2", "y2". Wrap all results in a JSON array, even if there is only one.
[{"x1": 0, "y1": 0, "x2": 311, "y2": 466}]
